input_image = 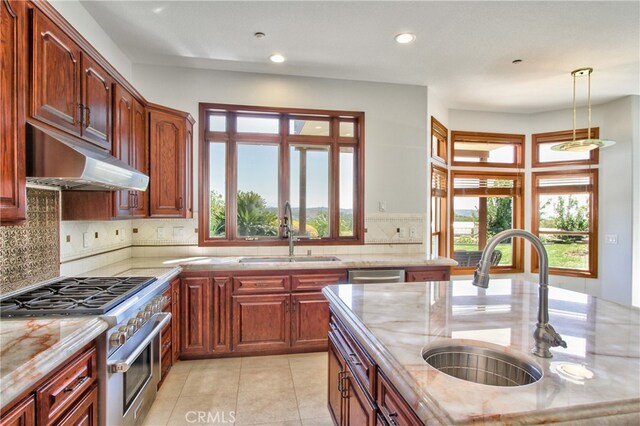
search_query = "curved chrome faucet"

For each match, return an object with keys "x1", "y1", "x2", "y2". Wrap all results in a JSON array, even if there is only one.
[
  {"x1": 472, "y1": 229, "x2": 567, "y2": 358},
  {"x1": 282, "y1": 201, "x2": 295, "y2": 256}
]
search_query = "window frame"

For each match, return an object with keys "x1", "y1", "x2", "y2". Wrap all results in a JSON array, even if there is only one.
[
  {"x1": 431, "y1": 116, "x2": 448, "y2": 164},
  {"x1": 198, "y1": 103, "x2": 364, "y2": 246},
  {"x1": 531, "y1": 169, "x2": 598, "y2": 278},
  {"x1": 449, "y1": 169, "x2": 525, "y2": 275},
  {"x1": 532, "y1": 128, "x2": 599, "y2": 167},
  {"x1": 451, "y1": 131, "x2": 525, "y2": 168},
  {"x1": 430, "y1": 164, "x2": 448, "y2": 257}
]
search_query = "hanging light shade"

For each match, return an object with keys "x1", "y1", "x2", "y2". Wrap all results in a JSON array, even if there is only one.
[{"x1": 551, "y1": 67, "x2": 616, "y2": 152}]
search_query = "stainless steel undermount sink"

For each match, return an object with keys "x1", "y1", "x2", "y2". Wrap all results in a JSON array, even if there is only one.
[
  {"x1": 422, "y1": 343, "x2": 542, "y2": 387},
  {"x1": 239, "y1": 256, "x2": 340, "y2": 263}
]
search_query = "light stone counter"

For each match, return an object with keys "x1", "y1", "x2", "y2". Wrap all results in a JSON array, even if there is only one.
[
  {"x1": 76, "y1": 253, "x2": 455, "y2": 274},
  {"x1": 0, "y1": 317, "x2": 108, "y2": 409},
  {"x1": 323, "y1": 280, "x2": 640, "y2": 425}
]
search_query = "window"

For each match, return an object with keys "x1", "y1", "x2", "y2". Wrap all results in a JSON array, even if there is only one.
[
  {"x1": 531, "y1": 170, "x2": 598, "y2": 277},
  {"x1": 451, "y1": 131, "x2": 524, "y2": 168},
  {"x1": 431, "y1": 117, "x2": 448, "y2": 164},
  {"x1": 431, "y1": 165, "x2": 447, "y2": 256},
  {"x1": 450, "y1": 170, "x2": 524, "y2": 274},
  {"x1": 199, "y1": 103, "x2": 364, "y2": 246},
  {"x1": 532, "y1": 128, "x2": 599, "y2": 167}
]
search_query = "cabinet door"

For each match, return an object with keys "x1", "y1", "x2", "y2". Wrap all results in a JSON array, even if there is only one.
[
  {"x1": 55, "y1": 385, "x2": 98, "y2": 426},
  {"x1": 212, "y1": 277, "x2": 231, "y2": 353},
  {"x1": 0, "y1": 395, "x2": 35, "y2": 426},
  {"x1": 130, "y1": 99, "x2": 148, "y2": 217},
  {"x1": 180, "y1": 277, "x2": 211, "y2": 355},
  {"x1": 149, "y1": 110, "x2": 187, "y2": 217},
  {"x1": 291, "y1": 292, "x2": 330, "y2": 349},
  {"x1": 377, "y1": 372, "x2": 423, "y2": 426},
  {"x1": 171, "y1": 278, "x2": 180, "y2": 362},
  {"x1": 31, "y1": 10, "x2": 81, "y2": 134},
  {"x1": 232, "y1": 294, "x2": 290, "y2": 352},
  {"x1": 344, "y1": 371, "x2": 376, "y2": 426},
  {"x1": 0, "y1": 0, "x2": 27, "y2": 222},
  {"x1": 112, "y1": 84, "x2": 133, "y2": 217},
  {"x1": 80, "y1": 54, "x2": 113, "y2": 150},
  {"x1": 328, "y1": 335, "x2": 346, "y2": 426}
]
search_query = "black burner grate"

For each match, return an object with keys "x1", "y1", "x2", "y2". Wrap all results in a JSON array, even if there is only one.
[{"x1": 0, "y1": 276, "x2": 156, "y2": 317}]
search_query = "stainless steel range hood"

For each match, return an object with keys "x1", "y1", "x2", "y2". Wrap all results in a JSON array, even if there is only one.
[{"x1": 26, "y1": 123, "x2": 149, "y2": 191}]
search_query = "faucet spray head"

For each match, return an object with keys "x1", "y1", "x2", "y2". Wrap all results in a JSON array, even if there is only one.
[{"x1": 472, "y1": 269, "x2": 490, "y2": 288}]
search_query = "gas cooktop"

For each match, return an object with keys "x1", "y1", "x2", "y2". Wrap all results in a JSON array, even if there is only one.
[{"x1": 0, "y1": 276, "x2": 157, "y2": 317}]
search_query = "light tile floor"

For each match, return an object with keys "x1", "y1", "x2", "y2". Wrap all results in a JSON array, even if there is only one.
[{"x1": 143, "y1": 352, "x2": 333, "y2": 426}]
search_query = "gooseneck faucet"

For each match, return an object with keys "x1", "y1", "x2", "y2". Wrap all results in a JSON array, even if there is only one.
[
  {"x1": 472, "y1": 229, "x2": 567, "y2": 358},
  {"x1": 282, "y1": 201, "x2": 295, "y2": 256}
]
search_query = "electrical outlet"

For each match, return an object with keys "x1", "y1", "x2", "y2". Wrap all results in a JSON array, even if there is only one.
[
  {"x1": 119, "y1": 228, "x2": 125, "y2": 241},
  {"x1": 173, "y1": 227, "x2": 185, "y2": 238},
  {"x1": 82, "y1": 232, "x2": 89, "y2": 248},
  {"x1": 399, "y1": 227, "x2": 407, "y2": 238},
  {"x1": 605, "y1": 234, "x2": 618, "y2": 244},
  {"x1": 378, "y1": 201, "x2": 386, "y2": 212},
  {"x1": 409, "y1": 226, "x2": 417, "y2": 239},
  {"x1": 157, "y1": 227, "x2": 166, "y2": 239}
]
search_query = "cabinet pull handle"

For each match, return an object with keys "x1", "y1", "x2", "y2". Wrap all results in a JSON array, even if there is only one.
[
  {"x1": 349, "y1": 353, "x2": 362, "y2": 366},
  {"x1": 340, "y1": 372, "x2": 349, "y2": 399},
  {"x1": 337, "y1": 371, "x2": 343, "y2": 393},
  {"x1": 77, "y1": 103, "x2": 84, "y2": 126},
  {"x1": 85, "y1": 106, "x2": 91, "y2": 128},
  {"x1": 254, "y1": 283, "x2": 269, "y2": 287},
  {"x1": 179, "y1": 197, "x2": 184, "y2": 209},
  {"x1": 285, "y1": 300, "x2": 289, "y2": 312},
  {"x1": 388, "y1": 412, "x2": 399, "y2": 426},
  {"x1": 133, "y1": 192, "x2": 139, "y2": 208},
  {"x1": 64, "y1": 375, "x2": 88, "y2": 393}
]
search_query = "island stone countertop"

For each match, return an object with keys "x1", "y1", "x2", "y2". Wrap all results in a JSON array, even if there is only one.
[
  {"x1": 323, "y1": 279, "x2": 640, "y2": 424},
  {"x1": 0, "y1": 316, "x2": 108, "y2": 409}
]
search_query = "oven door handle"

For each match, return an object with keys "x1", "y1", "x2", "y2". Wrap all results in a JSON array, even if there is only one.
[{"x1": 108, "y1": 313, "x2": 171, "y2": 373}]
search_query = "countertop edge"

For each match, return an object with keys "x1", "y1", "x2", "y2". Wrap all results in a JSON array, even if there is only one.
[{"x1": 0, "y1": 317, "x2": 109, "y2": 410}]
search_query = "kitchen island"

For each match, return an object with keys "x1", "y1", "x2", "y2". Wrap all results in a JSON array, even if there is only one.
[{"x1": 323, "y1": 280, "x2": 640, "y2": 425}]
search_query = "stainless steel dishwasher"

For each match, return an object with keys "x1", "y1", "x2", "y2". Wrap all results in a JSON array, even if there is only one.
[{"x1": 347, "y1": 269, "x2": 405, "y2": 284}]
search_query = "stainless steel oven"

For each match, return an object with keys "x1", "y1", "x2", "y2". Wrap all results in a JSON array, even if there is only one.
[{"x1": 106, "y1": 312, "x2": 170, "y2": 425}]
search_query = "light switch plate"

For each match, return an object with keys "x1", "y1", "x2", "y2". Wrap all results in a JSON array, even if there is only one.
[
  {"x1": 173, "y1": 227, "x2": 185, "y2": 238},
  {"x1": 82, "y1": 232, "x2": 89, "y2": 248},
  {"x1": 605, "y1": 234, "x2": 618, "y2": 244},
  {"x1": 157, "y1": 227, "x2": 166, "y2": 239},
  {"x1": 409, "y1": 226, "x2": 417, "y2": 239}
]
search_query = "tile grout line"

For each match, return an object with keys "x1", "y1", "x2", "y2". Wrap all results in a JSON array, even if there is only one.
[{"x1": 288, "y1": 357, "x2": 304, "y2": 425}]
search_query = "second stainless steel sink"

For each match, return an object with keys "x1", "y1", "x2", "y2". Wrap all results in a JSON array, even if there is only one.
[{"x1": 239, "y1": 256, "x2": 340, "y2": 263}]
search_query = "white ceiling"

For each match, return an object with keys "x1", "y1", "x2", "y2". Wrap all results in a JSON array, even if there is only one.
[{"x1": 80, "y1": 0, "x2": 640, "y2": 113}]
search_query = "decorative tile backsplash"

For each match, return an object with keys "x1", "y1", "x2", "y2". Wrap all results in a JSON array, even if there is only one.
[
  {"x1": 0, "y1": 188, "x2": 60, "y2": 294},
  {"x1": 364, "y1": 213, "x2": 424, "y2": 244}
]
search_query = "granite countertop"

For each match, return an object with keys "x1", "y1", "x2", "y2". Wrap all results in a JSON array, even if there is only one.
[
  {"x1": 79, "y1": 254, "x2": 456, "y2": 273},
  {"x1": 0, "y1": 316, "x2": 108, "y2": 409},
  {"x1": 323, "y1": 280, "x2": 640, "y2": 424}
]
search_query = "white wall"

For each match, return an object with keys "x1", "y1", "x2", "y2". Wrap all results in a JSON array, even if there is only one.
[
  {"x1": 630, "y1": 96, "x2": 640, "y2": 307},
  {"x1": 49, "y1": 0, "x2": 133, "y2": 81},
  {"x1": 448, "y1": 98, "x2": 637, "y2": 305},
  {"x1": 132, "y1": 64, "x2": 430, "y2": 216}
]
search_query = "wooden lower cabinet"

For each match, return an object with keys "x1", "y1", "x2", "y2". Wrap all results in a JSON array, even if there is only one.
[
  {"x1": 405, "y1": 267, "x2": 450, "y2": 282},
  {"x1": 291, "y1": 292, "x2": 330, "y2": 348},
  {"x1": 55, "y1": 385, "x2": 98, "y2": 426},
  {"x1": 212, "y1": 277, "x2": 231, "y2": 352},
  {"x1": 328, "y1": 334, "x2": 376, "y2": 426},
  {"x1": 0, "y1": 396, "x2": 34, "y2": 426},
  {"x1": 180, "y1": 276, "x2": 211, "y2": 355},
  {"x1": 329, "y1": 312, "x2": 424, "y2": 425},
  {"x1": 232, "y1": 294, "x2": 290, "y2": 352},
  {"x1": 1, "y1": 344, "x2": 98, "y2": 426}
]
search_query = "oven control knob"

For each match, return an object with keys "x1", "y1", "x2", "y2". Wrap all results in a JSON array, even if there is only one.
[
  {"x1": 119, "y1": 324, "x2": 135, "y2": 338},
  {"x1": 138, "y1": 310, "x2": 151, "y2": 321},
  {"x1": 128, "y1": 318, "x2": 143, "y2": 330},
  {"x1": 110, "y1": 331, "x2": 126, "y2": 346}
]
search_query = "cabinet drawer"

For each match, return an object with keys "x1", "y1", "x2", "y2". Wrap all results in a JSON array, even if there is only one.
[
  {"x1": 37, "y1": 346, "x2": 97, "y2": 425},
  {"x1": 161, "y1": 324, "x2": 172, "y2": 353},
  {"x1": 330, "y1": 315, "x2": 376, "y2": 397},
  {"x1": 232, "y1": 275, "x2": 290, "y2": 294},
  {"x1": 291, "y1": 272, "x2": 346, "y2": 291},
  {"x1": 405, "y1": 269, "x2": 449, "y2": 282},
  {"x1": 377, "y1": 372, "x2": 423, "y2": 426},
  {"x1": 55, "y1": 384, "x2": 98, "y2": 426},
  {"x1": 0, "y1": 395, "x2": 35, "y2": 426}
]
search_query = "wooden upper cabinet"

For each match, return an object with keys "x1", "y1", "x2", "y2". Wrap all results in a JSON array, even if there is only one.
[
  {"x1": 131, "y1": 98, "x2": 148, "y2": 217},
  {"x1": 31, "y1": 9, "x2": 81, "y2": 134},
  {"x1": 113, "y1": 84, "x2": 133, "y2": 217},
  {"x1": 80, "y1": 55, "x2": 113, "y2": 150},
  {"x1": 31, "y1": 9, "x2": 114, "y2": 151},
  {"x1": 149, "y1": 106, "x2": 194, "y2": 218},
  {"x1": 112, "y1": 85, "x2": 148, "y2": 218},
  {"x1": 0, "y1": 0, "x2": 27, "y2": 223}
]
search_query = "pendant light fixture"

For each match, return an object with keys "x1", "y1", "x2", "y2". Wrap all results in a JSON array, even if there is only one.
[{"x1": 551, "y1": 67, "x2": 616, "y2": 152}]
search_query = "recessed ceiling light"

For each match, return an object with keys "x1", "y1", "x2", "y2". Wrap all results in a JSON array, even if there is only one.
[
  {"x1": 512, "y1": 59, "x2": 523, "y2": 64},
  {"x1": 152, "y1": 6, "x2": 165, "y2": 14},
  {"x1": 395, "y1": 33, "x2": 416, "y2": 44},
  {"x1": 269, "y1": 54, "x2": 285, "y2": 63},
  {"x1": 254, "y1": 32, "x2": 266, "y2": 39}
]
